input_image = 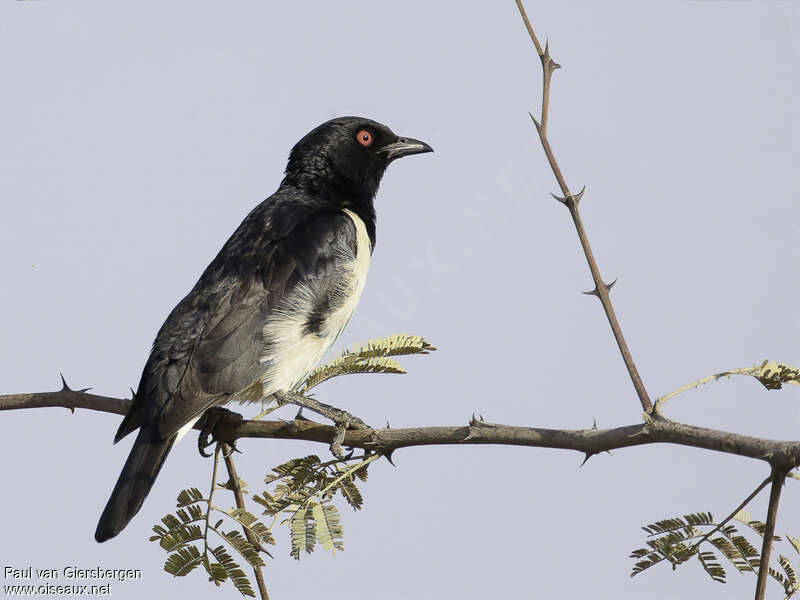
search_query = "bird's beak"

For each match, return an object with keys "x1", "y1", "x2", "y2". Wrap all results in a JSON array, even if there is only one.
[{"x1": 378, "y1": 136, "x2": 434, "y2": 161}]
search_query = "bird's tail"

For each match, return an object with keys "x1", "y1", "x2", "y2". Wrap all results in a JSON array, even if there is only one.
[{"x1": 95, "y1": 425, "x2": 175, "y2": 542}]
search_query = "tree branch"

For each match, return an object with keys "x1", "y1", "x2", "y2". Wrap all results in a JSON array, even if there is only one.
[
  {"x1": 222, "y1": 445, "x2": 269, "y2": 600},
  {"x1": 0, "y1": 383, "x2": 129, "y2": 415},
  {"x1": 754, "y1": 469, "x2": 787, "y2": 600},
  {"x1": 5, "y1": 388, "x2": 800, "y2": 471},
  {"x1": 514, "y1": 0, "x2": 652, "y2": 413}
]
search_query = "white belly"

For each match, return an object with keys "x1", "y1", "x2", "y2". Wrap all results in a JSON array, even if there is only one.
[{"x1": 259, "y1": 208, "x2": 371, "y2": 397}]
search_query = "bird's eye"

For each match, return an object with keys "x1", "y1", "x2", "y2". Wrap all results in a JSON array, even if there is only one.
[{"x1": 356, "y1": 129, "x2": 373, "y2": 147}]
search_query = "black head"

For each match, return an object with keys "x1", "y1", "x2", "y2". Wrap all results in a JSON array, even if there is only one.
[{"x1": 283, "y1": 116, "x2": 432, "y2": 209}]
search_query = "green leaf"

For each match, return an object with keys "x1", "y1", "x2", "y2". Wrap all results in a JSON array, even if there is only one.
[
  {"x1": 210, "y1": 545, "x2": 254, "y2": 598},
  {"x1": 176, "y1": 487, "x2": 205, "y2": 506},
  {"x1": 218, "y1": 530, "x2": 265, "y2": 568},
  {"x1": 158, "y1": 524, "x2": 204, "y2": 552},
  {"x1": 697, "y1": 550, "x2": 726, "y2": 583},
  {"x1": 709, "y1": 535, "x2": 754, "y2": 573},
  {"x1": 201, "y1": 555, "x2": 227, "y2": 586},
  {"x1": 289, "y1": 506, "x2": 316, "y2": 559},
  {"x1": 312, "y1": 502, "x2": 344, "y2": 553},
  {"x1": 300, "y1": 333, "x2": 435, "y2": 392},
  {"x1": 266, "y1": 455, "x2": 322, "y2": 484},
  {"x1": 779, "y1": 555, "x2": 800, "y2": 593},
  {"x1": 301, "y1": 356, "x2": 406, "y2": 391},
  {"x1": 337, "y1": 476, "x2": 364, "y2": 510},
  {"x1": 756, "y1": 360, "x2": 800, "y2": 390},
  {"x1": 347, "y1": 334, "x2": 436, "y2": 358},
  {"x1": 642, "y1": 513, "x2": 713, "y2": 536},
  {"x1": 630, "y1": 549, "x2": 664, "y2": 577},
  {"x1": 768, "y1": 566, "x2": 789, "y2": 595},
  {"x1": 152, "y1": 507, "x2": 207, "y2": 543},
  {"x1": 164, "y1": 546, "x2": 203, "y2": 577},
  {"x1": 354, "y1": 464, "x2": 369, "y2": 482},
  {"x1": 227, "y1": 508, "x2": 276, "y2": 546}
]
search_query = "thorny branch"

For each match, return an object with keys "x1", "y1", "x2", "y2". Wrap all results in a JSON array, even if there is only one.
[
  {"x1": 514, "y1": 0, "x2": 652, "y2": 413},
  {"x1": 754, "y1": 469, "x2": 787, "y2": 600},
  {"x1": 511, "y1": 3, "x2": 793, "y2": 598},
  {"x1": 3, "y1": 389, "x2": 800, "y2": 471}
]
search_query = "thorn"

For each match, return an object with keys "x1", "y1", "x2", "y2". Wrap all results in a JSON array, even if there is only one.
[
  {"x1": 542, "y1": 41, "x2": 561, "y2": 72},
  {"x1": 59, "y1": 373, "x2": 90, "y2": 394},
  {"x1": 580, "y1": 452, "x2": 594, "y2": 467},
  {"x1": 551, "y1": 186, "x2": 585, "y2": 207},
  {"x1": 385, "y1": 420, "x2": 391, "y2": 429},
  {"x1": 222, "y1": 442, "x2": 238, "y2": 458},
  {"x1": 130, "y1": 387, "x2": 136, "y2": 400},
  {"x1": 591, "y1": 418, "x2": 598, "y2": 431},
  {"x1": 573, "y1": 185, "x2": 586, "y2": 205},
  {"x1": 528, "y1": 111, "x2": 541, "y2": 133},
  {"x1": 582, "y1": 276, "x2": 615, "y2": 298},
  {"x1": 383, "y1": 450, "x2": 396, "y2": 467}
]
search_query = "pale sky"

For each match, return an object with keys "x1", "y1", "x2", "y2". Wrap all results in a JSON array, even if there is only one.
[{"x1": 1, "y1": 2, "x2": 798, "y2": 599}]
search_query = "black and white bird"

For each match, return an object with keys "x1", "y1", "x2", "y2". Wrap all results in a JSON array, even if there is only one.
[{"x1": 95, "y1": 117, "x2": 432, "y2": 542}]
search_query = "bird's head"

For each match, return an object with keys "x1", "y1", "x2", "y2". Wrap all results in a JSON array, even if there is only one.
[{"x1": 283, "y1": 116, "x2": 433, "y2": 205}]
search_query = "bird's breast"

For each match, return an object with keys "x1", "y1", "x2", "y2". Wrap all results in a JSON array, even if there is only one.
[
  {"x1": 324, "y1": 208, "x2": 371, "y2": 339},
  {"x1": 258, "y1": 208, "x2": 371, "y2": 397}
]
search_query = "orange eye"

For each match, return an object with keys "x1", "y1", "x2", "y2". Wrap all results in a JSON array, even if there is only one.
[{"x1": 356, "y1": 129, "x2": 373, "y2": 147}]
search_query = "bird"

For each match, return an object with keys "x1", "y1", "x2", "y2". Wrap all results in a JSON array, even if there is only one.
[{"x1": 95, "y1": 116, "x2": 433, "y2": 542}]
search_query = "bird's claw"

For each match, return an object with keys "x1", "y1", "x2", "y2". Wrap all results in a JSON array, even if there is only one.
[
  {"x1": 197, "y1": 407, "x2": 243, "y2": 457},
  {"x1": 329, "y1": 420, "x2": 357, "y2": 460}
]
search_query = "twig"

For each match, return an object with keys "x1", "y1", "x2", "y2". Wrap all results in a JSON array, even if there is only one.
[
  {"x1": 202, "y1": 445, "x2": 222, "y2": 563},
  {"x1": 315, "y1": 453, "x2": 381, "y2": 499},
  {"x1": 754, "y1": 469, "x2": 787, "y2": 600},
  {"x1": 654, "y1": 366, "x2": 762, "y2": 413},
  {"x1": 514, "y1": 0, "x2": 652, "y2": 413},
  {"x1": 222, "y1": 444, "x2": 269, "y2": 600},
  {"x1": 687, "y1": 475, "x2": 771, "y2": 555}
]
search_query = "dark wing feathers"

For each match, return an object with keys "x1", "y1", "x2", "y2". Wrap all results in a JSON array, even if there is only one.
[{"x1": 116, "y1": 193, "x2": 358, "y2": 443}]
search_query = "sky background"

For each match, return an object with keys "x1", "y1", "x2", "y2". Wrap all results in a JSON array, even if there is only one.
[{"x1": 1, "y1": 2, "x2": 798, "y2": 599}]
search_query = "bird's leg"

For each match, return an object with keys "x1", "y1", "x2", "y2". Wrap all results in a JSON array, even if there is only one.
[
  {"x1": 275, "y1": 390, "x2": 370, "y2": 459},
  {"x1": 196, "y1": 407, "x2": 243, "y2": 457},
  {"x1": 276, "y1": 390, "x2": 368, "y2": 428}
]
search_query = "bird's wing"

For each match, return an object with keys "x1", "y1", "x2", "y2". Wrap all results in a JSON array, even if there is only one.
[{"x1": 118, "y1": 204, "x2": 360, "y2": 442}]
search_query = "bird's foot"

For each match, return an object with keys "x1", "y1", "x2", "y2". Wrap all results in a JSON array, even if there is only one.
[
  {"x1": 197, "y1": 407, "x2": 243, "y2": 457},
  {"x1": 276, "y1": 391, "x2": 370, "y2": 459}
]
